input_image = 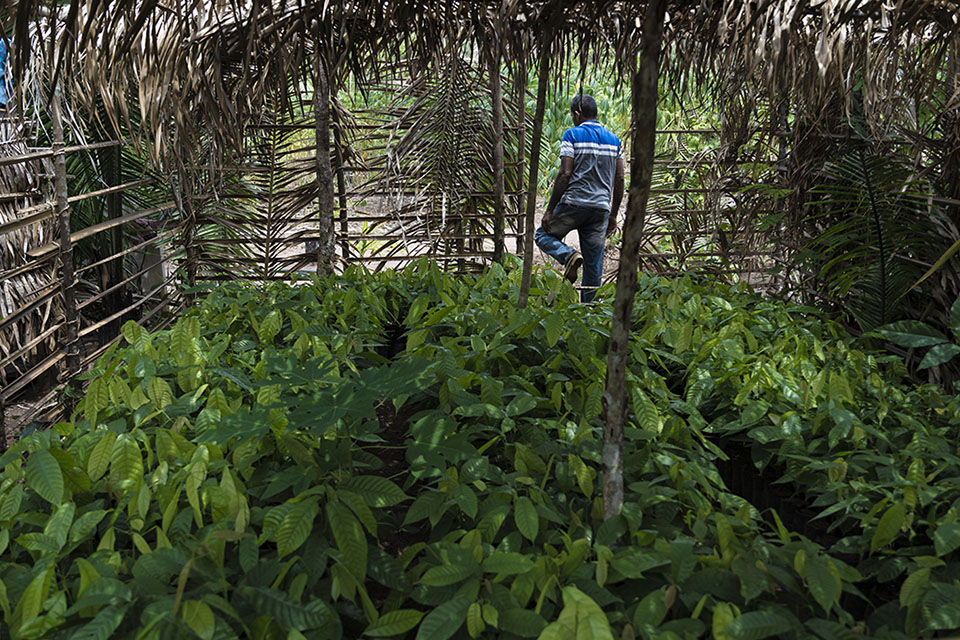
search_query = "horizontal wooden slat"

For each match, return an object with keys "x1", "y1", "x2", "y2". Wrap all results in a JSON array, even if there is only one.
[
  {"x1": 0, "y1": 203, "x2": 55, "y2": 236},
  {"x1": 0, "y1": 284, "x2": 59, "y2": 334},
  {"x1": 0, "y1": 350, "x2": 64, "y2": 402},
  {"x1": 0, "y1": 321, "x2": 63, "y2": 370},
  {"x1": 27, "y1": 202, "x2": 177, "y2": 259},
  {"x1": 0, "y1": 139, "x2": 123, "y2": 169},
  {"x1": 0, "y1": 252, "x2": 56, "y2": 281},
  {"x1": 78, "y1": 273, "x2": 181, "y2": 338},
  {"x1": 67, "y1": 178, "x2": 156, "y2": 205},
  {"x1": 76, "y1": 225, "x2": 183, "y2": 276}
]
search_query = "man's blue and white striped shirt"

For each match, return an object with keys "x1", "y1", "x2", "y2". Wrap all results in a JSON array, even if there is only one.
[{"x1": 559, "y1": 120, "x2": 622, "y2": 211}]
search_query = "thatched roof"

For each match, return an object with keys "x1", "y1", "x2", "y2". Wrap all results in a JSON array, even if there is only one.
[{"x1": 4, "y1": 1, "x2": 958, "y2": 170}]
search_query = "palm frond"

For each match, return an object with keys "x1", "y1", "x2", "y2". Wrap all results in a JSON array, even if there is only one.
[{"x1": 805, "y1": 145, "x2": 956, "y2": 330}]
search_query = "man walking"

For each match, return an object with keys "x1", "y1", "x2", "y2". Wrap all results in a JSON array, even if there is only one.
[{"x1": 535, "y1": 94, "x2": 624, "y2": 302}]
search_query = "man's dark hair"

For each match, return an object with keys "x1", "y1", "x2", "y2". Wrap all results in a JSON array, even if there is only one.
[{"x1": 571, "y1": 94, "x2": 598, "y2": 119}]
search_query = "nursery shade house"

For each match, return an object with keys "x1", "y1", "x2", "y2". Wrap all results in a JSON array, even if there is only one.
[{"x1": 1, "y1": 0, "x2": 960, "y2": 638}]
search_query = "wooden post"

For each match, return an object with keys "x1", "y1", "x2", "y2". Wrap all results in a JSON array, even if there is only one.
[
  {"x1": 602, "y1": 0, "x2": 668, "y2": 520},
  {"x1": 313, "y1": 44, "x2": 337, "y2": 276},
  {"x1": 488, "y1": 38, "x2": 507, "y2": 264},
  {"x1": 51, "y1": 81, "x2": 81, "y2": 390},
  {"x1": 333, "y1": 114, "x2": 349, "y2": 267},
  {"x1": 517, "y1": 33, "x2": 552, "y2": 308},
  {"x1": 100, "y1": 143, "x2": 124, "y2": 330},
  {"x1": 0, "y1": 393, "x2": 7, "y2": 452},
  {"x1": 515, "y1": 56, "x2": 528, "y2": 254}
]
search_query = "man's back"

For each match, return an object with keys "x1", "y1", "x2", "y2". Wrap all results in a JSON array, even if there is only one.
[{"x1": 559, "y1": 120, "x2": 622, "y2": 211}]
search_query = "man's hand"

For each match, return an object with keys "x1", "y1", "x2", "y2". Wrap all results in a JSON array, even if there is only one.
[
  {"x1": 541, "y1": 209, "x2": 553, "y2": 233},
  {"x1": 605, "y1": 218, "x2": 618, "y2": 238}
]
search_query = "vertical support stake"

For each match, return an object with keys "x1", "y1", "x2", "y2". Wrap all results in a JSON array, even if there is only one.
[
  {"x1": 51, "y1": 81, "x2": 81, "y2": 404},
  {"x1": 517, "y1": 30, "x2": 552, "y2": 308},
  {"x1": 313, "y1": 39, "x2": 337, "y2": 276},
  {"x1": 489, "y1": 36, "x2": 507, "y2": 264}
]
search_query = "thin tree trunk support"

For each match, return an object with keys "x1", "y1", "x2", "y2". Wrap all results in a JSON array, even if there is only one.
[
  {"x1": 489, "y1": 42, "x2": 507, "y2": 264},
  {"x1": 602, "y1": 0, "x2": 668, "y2": 520},
  {"x1": 518, "y1": 36, "x2": 552, "y2": 308},
  {"x1": 51, "y1": 83, "x2": 81, "y2": 388},
  {"x1": 314, "y1": 47, "x2": 337, "y2": 276}
]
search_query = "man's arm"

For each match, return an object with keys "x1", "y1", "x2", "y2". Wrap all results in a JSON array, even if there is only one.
[
  {"x1": 541, "y1": 156, "x2": 574, "y2": 232},
  {"x1": 607, "y1": 157, "x2": 625, "y2": 237}
]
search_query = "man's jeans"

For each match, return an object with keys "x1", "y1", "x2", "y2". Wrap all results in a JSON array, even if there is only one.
[{"x1": 534, "y1": 202, "x2": 608, "y2": 302}]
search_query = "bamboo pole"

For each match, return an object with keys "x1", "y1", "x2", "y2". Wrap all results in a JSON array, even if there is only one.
[
  {"x1": 313, "y1": 43, "x2": 337, "y2": 276},
  {"x1": 517, "y1": 32, "x2": 552, "y2": 308},
  {"x1": 488, "y1": 37, "x2": 507, "y2": 264},
  {"x1": 50, "y1": 81, "x2": 82, "y2": 391},
  {"x1": 602, "y1": 0, "x2": 668, "y2": 520}
]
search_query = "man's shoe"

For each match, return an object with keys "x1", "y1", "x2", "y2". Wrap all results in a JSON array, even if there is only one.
[{"x1": 563, "y1": 251, "x2": 583, "y2": 283}]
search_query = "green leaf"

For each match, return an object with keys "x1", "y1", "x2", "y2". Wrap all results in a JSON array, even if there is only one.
[
  {"x1": 338, "y1": 475, "x2": 409, "y2": 507},
  {"x1": 0, "y1": 576, "x2": 9, "y2": 622},
  {"x1": 109, "y1": 434, "x2": 143, "y2": 492},
  {"x1": 147, "y1": 377, "x2": 173, "y2": 408},
  {"x1": 25, "y1": 449, "x2": 64, "y2": 504},
  {"x1": 44, "y1": 502, "x2": 75, "y2": 549},
  {"x1": 483, "y1": 552, "x2": 534, "y2": 575},
  {"x1": 69, "y1": 603, "x2": 128, "y2": 640},
  {"x1": 419, "y1": 563, "x2": 478, "y2": 587},
  {"x1": 951, "y1": 294, "x2": 960, "y2": 328},
  {"x1": 543, "y1": 313, "x2": 563, "y2": 348},
  {"x1": 568, "y1": 455, "x2": 594, "y2": 497},
  {"x1": 927, "y1": 601, "x2": 960, "y2": 631},
  {"x1": 722, "y1": 610, "x2": 795, "y2": 639},
  {"x1": 258, "y1": 309, "x2": 282, "y2": 344},
  {"x1": 918, "y1": 343, "x2": 960, "y2": 370},
  {"x1": 871, "y1": 502, "x2": 905, "y2": 554},
  {"x1": 805, "y1": 555, "x2": 841, "y2": 614},
  {"x1": 133, "y1": 354, "x2": 156, "y2": 381},
  {"x1": 364, "y1": 609, "x2": 425, "y2": 637},
  {"x1": 907, "y1": 235, "x2": 960, "y2": 296},
  {"x1": 181, "y1": 600, "x2": 215, "y2": 640},
  {"x1": 338, "y1": 490, "x2": 378, "y2": 537},
  {"x1": 675, "y1": 320, "x2": 693, "y2": 354},
  {"x1": 415, "y1": 596, "x2": 470, "y2": 640},
  {"x1": 121, "y1": 320, "x2": 146, "y2": 347},
  {"x1": 712, "y1": 602, "x2": 738, "y2": 640},
  {"x1": 467, "y1": 602, "x2": 485, "y2": 638},
  {"x1": 277, "y1": 498, "x2": 319, "y2": 558},
  {"x1": 12, "y1": 567, "x2": 52, "y2": 630},
  {"x1": 87, "y1": 430, "x2": 117, "y2": 482},
  {"x1": 630, "y1": 388, "x2": 662, "y2": 433},
  {"x1": 515, "y1": 497, "x2": 539, "y2": 542},
  {"x1": 934, "y1": 522, "x2": 960, "y2": 557},
  {"x1": 632, "y1": 588, "x2": 667, "y2": 628},
  {"x1": 873, "y1": 321, "x2": 948, "y2": 347},
  {"x1": 501, "y1": 609, "x2": 547, "y2": 638},
  {"x1": 538, "y1": 586, "x2": 613, "y2": 640},
  {"x1": 240, "y1": 587, "x2": 336, "y2": 631},
  {"x1": 899, "y1": 568, "x2": 930, "y2": 609},
  {"x1": 327, "y1": 500, "x2": 368, "y2": 581}
]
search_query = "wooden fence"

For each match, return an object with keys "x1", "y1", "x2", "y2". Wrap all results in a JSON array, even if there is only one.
[{"x1": 0, "y1": 110, "x2": 183, "y2": 439}]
